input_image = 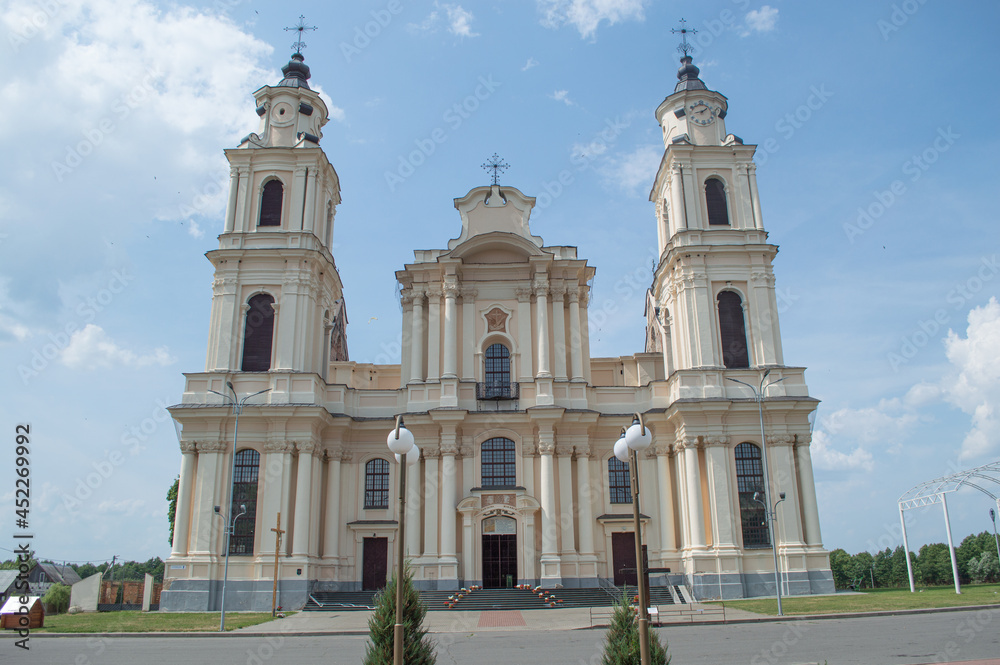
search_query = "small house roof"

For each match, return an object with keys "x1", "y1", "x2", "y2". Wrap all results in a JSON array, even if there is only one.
[
  {"x1": 37, "y1": 563, "x2": 81, "y2": 586},
  {"x1": 0, "y1": 570, "x2": 19, "y2": 592},
  {"x1": 0, "y1": 596, "x2": 40, "y2": 614}
]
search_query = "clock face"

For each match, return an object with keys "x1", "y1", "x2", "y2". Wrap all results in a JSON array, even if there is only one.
[{"x1": 689, "y1": 101, "x2": 716, "y2": 126}]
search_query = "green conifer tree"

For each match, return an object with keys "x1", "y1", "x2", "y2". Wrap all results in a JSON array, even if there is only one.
[
  {"x1": 601, "y1": 590, "x2": 669, "y2": 665},
  {"x1": 363, "y1": 565, "x2": 436, "y2": 665}
]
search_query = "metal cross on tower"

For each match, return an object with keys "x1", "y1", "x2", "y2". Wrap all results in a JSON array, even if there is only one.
[
  {"x1": 285, "y1": 15, "x2": 318, "y2": 55},
  {"x1": 671, "y1": 18, "x2": 698, "y2": 57},
  {"x1": 481, "y1": 153, "x2": 510, "y2": 185}
]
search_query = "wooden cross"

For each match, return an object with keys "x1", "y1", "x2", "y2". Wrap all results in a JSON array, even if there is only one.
[{"x1": 271, "y1": 513, "x2": 285, "y2": 617}]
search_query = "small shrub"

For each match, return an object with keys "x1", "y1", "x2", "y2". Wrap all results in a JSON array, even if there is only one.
[
  {"x1": 362, "y1": 565, "x2": 435, "y2": 665},
  {"x1": 601, "y1": 590, "x2": 669, "y2": 665},
  {"x1": 42, "y1": 583, "x2": 71, "y2": 614}
]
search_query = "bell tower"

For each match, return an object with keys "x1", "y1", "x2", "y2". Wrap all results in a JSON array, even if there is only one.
[
  {"x1": 204, "y1": 48, "x2": 347, "y2": 376},
  {"x1": 646, "y1": 33, "x2": 781, "y2": 375}
]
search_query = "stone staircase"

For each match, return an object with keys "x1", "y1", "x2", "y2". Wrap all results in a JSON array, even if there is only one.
[{"x1": 303, "y1": 584, "x2": 686, "y2": 612}]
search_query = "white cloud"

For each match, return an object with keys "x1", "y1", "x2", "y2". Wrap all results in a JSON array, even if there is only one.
[
  {"x1": 61, "y1": 324, "x2": 174, "y2": 370},
  {"x1": 538, "y1": 0, "x2": 647, "y2": 40},
  {"x1": 444, "y1": 4, "x2": 479, "y2": 37},
  {"x1": 522, "y1": 57, "x2": 539, "y2": 71},
  {"x1": 810, "y1": 429, "x2": 875, "y2": 472},
  {"x1": 550, "y1": 89, "x2": 574, "y2": 105},
  {"x1": 601, "y1": 145, "x2": 660, "y2": 195},
  {"x1": 408, "y1": 3, "x2": 479, "y2": 38},
  {"x1": 939, "y1": 297, "x2": 1000, "y2": 461},
  {"x1": 95, "y1": 498, "x2": 145, "y2": 517},
  {"x1": 742, "y1": 6, "x2": 779, "y2": 36}
]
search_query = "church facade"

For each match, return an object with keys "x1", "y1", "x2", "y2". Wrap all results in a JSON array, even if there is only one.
[{"x1": 161, "y1": 49, "x2": 834, "y2": 611}]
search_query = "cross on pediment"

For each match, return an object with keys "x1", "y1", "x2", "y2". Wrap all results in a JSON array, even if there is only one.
[{"x1": 481, "y1": 153, "x2": 510, "y2": 185}]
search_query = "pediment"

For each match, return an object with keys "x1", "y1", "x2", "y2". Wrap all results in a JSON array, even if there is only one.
[{"x1": 447, "y1": 232, "x2": 548, "y2": 264}]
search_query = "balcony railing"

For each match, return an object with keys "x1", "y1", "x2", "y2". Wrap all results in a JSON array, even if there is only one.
[{"x1": 476, "y1": 382, "x2": 519, "y2": 401}]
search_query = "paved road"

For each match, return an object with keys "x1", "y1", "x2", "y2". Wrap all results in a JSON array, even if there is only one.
[{"x1": 21, "y1": 608, "x2": 1000, "y2": 665}]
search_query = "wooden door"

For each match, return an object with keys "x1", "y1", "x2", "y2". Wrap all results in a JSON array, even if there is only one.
[
  {"x1": 362, "y1": 537, "x2": 388, "y2": 590},
  {"x1": 611, "y1": 532, "x2": 637, "y2": 586}
]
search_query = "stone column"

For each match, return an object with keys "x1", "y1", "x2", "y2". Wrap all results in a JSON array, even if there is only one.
[
  {"x1": 796, "y1": 437, "x2": 823, "y2": 546},
  {"x1": 190, "y1": 440, "x2": 225, "y2": 555},
  {"x1": 323, "y1": 449, "x2": 342, "y2": 559},
  {"x1": 534, "y1": 280, "x2": 551, "y2": 378},
  {"x1": 670, "y1": 164, "x2": 686, "y2": 230},
  {"x1": 279, "y1": 445, "x2": 294, "y2": 555},
  {"x1": 409, "y1": 287, "x2": 425, "y2": 383},
  {"x1": 550, "y1": 286, "x2": 567, "y2": 380},
  {"x1": 400, "y1": 293, "x2": 413, "y2": 385},
  {"x1": 748, "y1": 163, "x2": 764, "y2": 230},
  {"x1": 460, "y1": 287, "x2": 477, "y2": 380},
  {"x1": 274, "y1": 275, "x2": 302, "y2": 370},
  {"x1": 557, "y1": 444, "x2": 576, "y2": 556},
  {"x1": 769, "y1": 435, "x2": 805, "y2": 545},
  {"x1": 309, "y1": 446, "x2": 323, "y2": 556},
  {"x1": 292, "y1": 441, "x2": 315, "y2": 557},
  {"x1": 567, "y1": 287, "x2": 585, "y2": 381},
  {"x1": 423, "y1": 448, "x2": 440, "y2": 557},
  {"x1": 575, "y1": 446, "x2": 595, "y2": 556},
  {"x1": 406, "y1": 453, "x2": 421, "y2": 557},
  {"x1": 170, "y1": 442, "x2": 198, "y2": 557},
  {"x1": 289, "y1": 167, "x2": 307, "y2": 230},
  {"x1": 258, "y1": 440, "x2": 291, "y2": 557},
  {"x1": 302, "y1": 169, "x2": 318, "y2": 233},
  {"x1": 224, "y1": 167, "x2": 239, "y2": 233},
  {"x1": 655, "y1": 442, "x2": 677, "y2": 554},
  {"x1": 426, "y1": 285, "x2": 442, "y2": 382},
  {"x1": 682, "y1": 437, "x2": 706, "y2": 548},
  {"x1": 516, "y1": 288, "x2": 534, "y2": 380},
  {"x1": 462, "y1": 512, "x2": 474, "y2": 583},
  {"x1": 705, "y1": 437, "x2": 737, "y2": 547},
  {"x1": 234, "y1": 168, "x2": 251, "y2": 232},
  {"x1": 538, "y1": 429, "x2": 559, "y2": 568},
  {"x1": 440, "y1": 436, "x2": 459, "y2": 562},
  {"x1": 442, "y1": 281, "x2": 458, "y2": 379}
]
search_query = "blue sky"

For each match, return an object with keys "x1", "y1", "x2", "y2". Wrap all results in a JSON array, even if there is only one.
[{"x1": 1, "y1": 0, "x2": 998, "y2": 567}]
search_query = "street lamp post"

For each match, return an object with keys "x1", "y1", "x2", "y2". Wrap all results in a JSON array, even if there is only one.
[
  {"x1": 386, "y1": 415, "x2": 416, "y2": 665},
  {"x1": 209, "y1": 381, "x2": 271, "y2": 632},
  {"x1": 727, "y1": 369, "x2": 786, "y2": 617},
  {"x1": 614, "y1": 413, "x2": 653, "y2": 665},
  {"x1": 991, "y1": 508, "x2": 1000, "y2": 572}
]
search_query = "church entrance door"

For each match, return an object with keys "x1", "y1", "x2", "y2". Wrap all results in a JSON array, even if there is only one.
[
  {"x1": 362, "y1": 537, "x2": 387, "y2": 590},
  {"x1": 481, "y1": 516, "x2": 517, "y2": 588},
  {"x1": 611, "y1": 532, "x2": 638, "y2": 587}
]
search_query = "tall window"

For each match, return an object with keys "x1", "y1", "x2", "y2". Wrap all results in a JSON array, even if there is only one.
[
  {"x1": 484, "y1": 343, "x2": 511, "y2": 398},
  {"x1": 717, "y1": 291, "x2": 750, "y2": 369},
  {"x1": 259, "y1": 180, "x2": 283, "y2": 227},
  {"x1": 705, "y1": 178, "x2": 729, "y2": 226},
  {"x1": 608, "y1": 458, "x2": 632, "y2": 504},
  {"x1": 481, "y1": 437, "x2": 516, "y2": 487},
  {"x1": 735, "y1": 442, "x2": 770, "y2": 548},
  {"x1": 364, "y1": 459, "x2": 390, "y2": 509},
  {"x1": 241, "y1": 294, "x2": 275, "y2": 371},
  {"x1": 229, "y1": 449, "x2": 260, "y2": 555}
]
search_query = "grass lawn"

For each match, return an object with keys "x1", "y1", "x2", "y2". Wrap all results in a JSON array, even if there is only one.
[
  {"x1": 712, "y1": 584, "x2": 1000, "y2": 616},
  {"x1": 33, "y1": 611, "x2": 289, "y2": 633}
]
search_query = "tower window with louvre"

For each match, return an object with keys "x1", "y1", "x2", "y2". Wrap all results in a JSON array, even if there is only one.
[
  {"x1": 258, "y1": 179, "x2": 283, "y2": 227},
  {"x1": 705, "y1": 178, "x2": 729, "y2": 226},
  {"x1": 717, "y1": 291, "x2": 750, "y2": 368},
  {"x1": 241, "y1": 294, "x2": 275, "y2": 371}
]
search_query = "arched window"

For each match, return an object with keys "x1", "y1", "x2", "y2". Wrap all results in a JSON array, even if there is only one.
[
  {"x1": 229, "y1": 448, "x2": 260, "y2": 555},
  {"x1": 364, "y1": 459, "x2": 390, "y2": 509},
  {"x1": 259, "y1": 180, "x2": 283, "y2": 227},
  {"x1": 241, "y1": 294, "x2": 275, "y2": 371},
  {"x1": 483, "y1": 343, "x2": 512, "y2": 398},
  {"x1": 717, "y1": 291, "x2": 749, "y2": 369},
  {"x1": 608, "y1": 457, "x2": 632, "y2": 504},
  {"x1": 705, "y1": 178, "x2": 729, "y2": 226},
  {"x1": 735, "y1": 442, "x2": 770, "y2": 548},
  {"x1": 481, "y1": 437, "x2": 516, "y2": 487}
]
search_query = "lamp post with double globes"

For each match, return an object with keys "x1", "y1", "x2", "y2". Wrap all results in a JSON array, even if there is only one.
[
  {"x1": 614, "y1": 413, "x2": 653, "y2": 665},
  {"x1": 386, "y1": 416, "x2": 417, "y2": 665}
]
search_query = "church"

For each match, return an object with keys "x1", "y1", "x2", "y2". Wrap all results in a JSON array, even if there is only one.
[{"x1": 160, "y1": 41, "x2": 835, "y2": 611}]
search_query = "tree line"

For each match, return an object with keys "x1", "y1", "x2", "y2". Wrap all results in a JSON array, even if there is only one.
[
  {"x1": 830, "y1": 531, "x2": 1000, "y2": 589},
  {"x1": 0, "y1": 557, "x2": 165, "y2": 583}
]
